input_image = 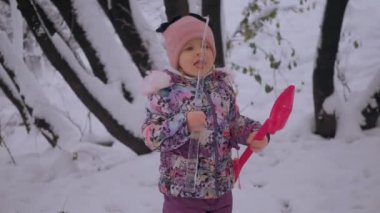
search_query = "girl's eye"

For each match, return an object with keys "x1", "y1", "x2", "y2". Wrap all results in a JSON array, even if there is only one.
[{"x1": 184, "y1": 46, "x2": 194, "y2": 51}]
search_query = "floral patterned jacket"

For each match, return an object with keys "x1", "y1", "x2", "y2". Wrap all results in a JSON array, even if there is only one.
[{"x1": 142, "y1": 69, "x2": 261, "y2": 199}]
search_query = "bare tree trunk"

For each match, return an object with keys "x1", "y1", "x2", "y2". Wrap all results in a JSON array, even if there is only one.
[
  {"x1": 312, "y1": 0, "x2": 349, "y2": 138},
  {"x1": 163, "y1": 0, "x2": 188, "y2": 19},
  {"x1": 202, "y1": 0, "x2": 224, "y2": 67},
  {"x1": 16, "y1": 0, "x2": 150, "y2": 155},
  {"x1": 361, "y1": 90, "x2": 380, "y2": 129}
]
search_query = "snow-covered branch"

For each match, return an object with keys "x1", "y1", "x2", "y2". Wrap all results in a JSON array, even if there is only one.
[
  {"x1": 97, "y1": 0, "x2": 155, "y2": 76},
  {"x1": 0, "y1": 32, "x2": 79, "y2": 147},
  {"x1": 17, "y1": 0, "x2": 150, "y2": 154}
]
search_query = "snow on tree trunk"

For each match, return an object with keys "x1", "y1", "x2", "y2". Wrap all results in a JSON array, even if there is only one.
[
  {"x1": 188, "y1": 0, "x2": 202, "y2": 14},
  {"x1": 323, "y1": 90, "x2": 364, "y2": 142},
  {"x1": 312, "y1": 0, "x2": 349, "y2": 138},
  {"x1": 128, "y1": 0, "x2": 168, "y2": 70},
  {"x1": 324, "y1": 71, "x2": 380, "y2": 141},
  {"x1": 48, "y1": 0, "x2": 108, "y2": 84},
  {"x1": 97, "y1": 0, "x2": 152, "y2": 76},
  {"x1": 16, "y1": 0, "x2": 151, "y2": 155}
]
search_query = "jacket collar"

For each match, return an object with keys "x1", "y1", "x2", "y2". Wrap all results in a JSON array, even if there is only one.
[{"x1": 142, "y1": 68, "x2": 233, "y2": 96}]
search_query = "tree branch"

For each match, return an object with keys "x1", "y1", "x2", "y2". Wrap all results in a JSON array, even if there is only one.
[
  {"x1": 17, "y1": 0, "x2": 150, "y2": 154},
  {"x1": 49, "y1": 0, "x2": 108, "y2": 83}
]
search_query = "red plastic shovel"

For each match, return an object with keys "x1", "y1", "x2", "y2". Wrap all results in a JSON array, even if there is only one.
[{"x1": 233, "y1": 85, "x2": 295, "y2": 182}]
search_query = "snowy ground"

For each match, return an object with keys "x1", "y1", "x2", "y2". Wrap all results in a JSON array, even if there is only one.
[{"x1": 1, "y1": 0, "x2": 380, "y2": 213}]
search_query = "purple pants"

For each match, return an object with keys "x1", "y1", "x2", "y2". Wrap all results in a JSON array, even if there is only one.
[{"x1": 163, "y1": 191, "x2": 233, "y2": 213}]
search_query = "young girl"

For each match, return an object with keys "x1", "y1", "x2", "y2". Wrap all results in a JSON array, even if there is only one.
[{"x1": 142, "y1": 14, "x2": 268, "y2": 213}]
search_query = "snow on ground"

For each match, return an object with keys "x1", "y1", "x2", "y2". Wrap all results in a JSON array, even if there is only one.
[{"x1": 0, "y1": 0, "x2": 379, "y2": 212}]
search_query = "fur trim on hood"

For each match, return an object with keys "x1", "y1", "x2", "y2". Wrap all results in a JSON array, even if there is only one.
[
  {"x1": 142, "y1": 68, "x2": 234, "y2": 96},
  {"x1": 142, "y1": 70, "x2": 172, "y2": 96}
]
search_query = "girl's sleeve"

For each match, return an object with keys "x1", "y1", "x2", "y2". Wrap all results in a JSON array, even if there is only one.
[
  {"x1": 228, "y1": 95, "x2": 262, "y2": 148},
  {"x1": 142, "y1": 92, "x2": 190, "y2": 152}
]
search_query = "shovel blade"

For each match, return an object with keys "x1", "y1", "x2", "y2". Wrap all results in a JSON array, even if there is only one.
[{"x1": 267, "y1": 85, "x2": 295, "y2": 134}]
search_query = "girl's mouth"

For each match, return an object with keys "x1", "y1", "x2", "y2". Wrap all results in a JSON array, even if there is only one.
[{"x1": 194, "y1": 59, "x2": 206, "y2": 68}]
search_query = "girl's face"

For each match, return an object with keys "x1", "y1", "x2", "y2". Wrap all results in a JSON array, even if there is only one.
[{"x1": 178, "y1": 39, "x2": 214, "y2": 77}]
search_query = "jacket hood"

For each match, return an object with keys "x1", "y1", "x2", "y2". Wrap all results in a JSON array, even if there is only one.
[{"x1": 142, "y1": 68, "x2": 234, "y2": 96}]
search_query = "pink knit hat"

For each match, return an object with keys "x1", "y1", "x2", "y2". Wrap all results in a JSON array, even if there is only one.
[{"x1": 161, "y1": 15, "x2": 216, "y2": 70}]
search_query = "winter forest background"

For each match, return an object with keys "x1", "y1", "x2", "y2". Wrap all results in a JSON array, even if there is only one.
[{"x1": 0, "y1": 0, "x2": 379, "y2": 212}]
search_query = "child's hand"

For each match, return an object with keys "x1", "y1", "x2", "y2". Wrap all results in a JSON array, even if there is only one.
[
  {"x1": 186, "y1": 111, "x2": 206, "y2": 133},
  {"x1": 247, "y1": 132, "x2": 268, "y2": 152}
]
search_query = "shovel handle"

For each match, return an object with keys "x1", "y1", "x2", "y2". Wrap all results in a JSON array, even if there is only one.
[{"x1": 234, "y1": 120, "x2": 269, "y2": 182}]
